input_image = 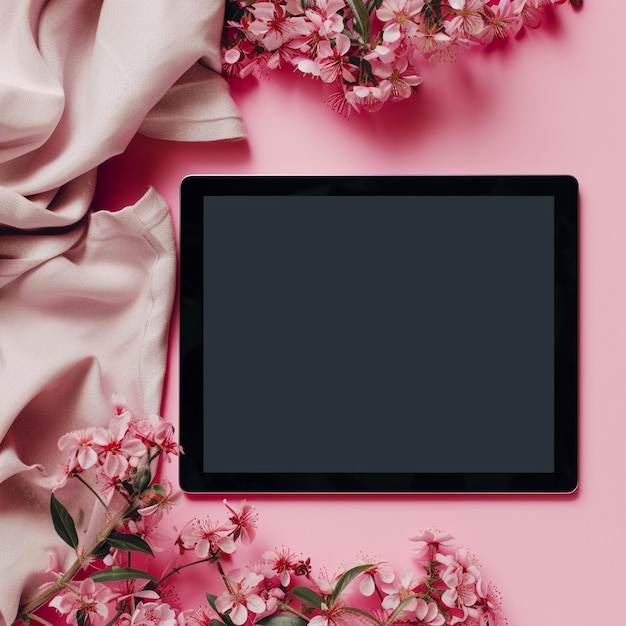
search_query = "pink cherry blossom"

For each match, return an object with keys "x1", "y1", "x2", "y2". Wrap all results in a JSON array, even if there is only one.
[
  {"x1": 370, "y1": 54, "x2": 423, "y2": 100},
  {"x1": 244, "y1": 561, "x2": 287, "y2": 612},
  {"x1": 131, "y1": 601, "x2": 178, "y2": 626},
  {"x1": 317, "y1": 33, "x2": 356, "y2": 83},
  {"x1": 308, "y1": 603, "x2": 349, "y2": 626},
  {"x1": 345, "y1": 84, "x2": 391, "y2": 112},
  {"x1": 325, "y1": 90, "x2": 356, "y2": 117},
  {"x1": 445, "y1": 0, "x2": 486, "y2": 37},
  {"x1": 223, "y1": 499, "x2": 258, "y2": 545},
  {"x1": 376, "y1": 0, "x2": 424, "y2": 43},
  {"x1": 410, "y1": 529, "x2": 456, "y2": 560},
  {"x1": 415, "y1": 598, "x2": 445, "y2": 625},
  {"x1": 127, "y1": 514, "x2": 172, "y2": 553},
  {"x1": 137, "y1": 479, "x2": 183, "y2": 522},
  {"x1": 437, "y1": 551, "x2": 480, "y2": 612},
  {"x1": 183, "y1": 605, "x2": 214, "y2": 626},
  {"x1": 381, "y1": 569, "x2": 421, "y2": 614},
  {"x1": 345, "y1": 558, "x2": 395, "y2": 597},
  {"x1": 219, "y1": 0, "x2": 574, "y2": 114},
  {"x1": 305, "y1": 0, "x2": 346, "y2": 38},
  {"x1": 262, "y1": 546, "x2": 298, "y2": 586},
  {"x1": 258, "y1": 584, "x2": 286, "y2": 614},
  {"x1": 132, "y1": 414, "x2": 182, "y2": 458},
  {"x1": 176, "y1": 516, "x2": 236, "y2": 558},
  {"x1": 49, "y1": 578, "x2": 114, "y2": 626},
  {"x1": 247, "y1": 2, "x2": 296, "y2": 50},
  {"x1": 215, "y1": 571, "x2": 266, "y2": 625},
  {"x1": 481, "y1": 0, "x2": 524, "y2": 43},
  {"x1": 92, "y1": 412, "x2": 146, "y2": 479},
  {"x1": 314, "y1": 567, "x2": 342, "y2": 595},
  {"x1": 57, "y1": 427, "x2": 98, "y2": 473},
  {"x1": 475, "y1": 580, "x2": 505, "y2": 626}
]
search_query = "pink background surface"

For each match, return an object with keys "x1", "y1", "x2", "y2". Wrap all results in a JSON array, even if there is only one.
[{"x1": 92, "y1": 3, "x2": 625, "y2": 623}]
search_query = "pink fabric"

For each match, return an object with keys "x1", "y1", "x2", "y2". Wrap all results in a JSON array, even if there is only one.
[{"x1": 0, "y1": 1, "x2": 245, "y2": 623}]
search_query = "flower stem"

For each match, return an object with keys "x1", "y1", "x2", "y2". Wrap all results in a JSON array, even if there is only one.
[
  {"x1": 16, "y1": 502, "x2": 137, "y2": 621},
  {"x1": 22, "y1": 613, "x2": 57, "y2": 626},
  {"x1": 277, "y1": 603, "x2": 310, "y2": 622},
  {"x1": 75, "y1": 473, "x2": 110, "y2": 513},
  {"x1": 159, "y1": 556, "x2": 216, "y2": 584}
]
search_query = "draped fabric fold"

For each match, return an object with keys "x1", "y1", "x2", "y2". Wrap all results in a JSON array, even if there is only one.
[{"x1": 0, "y1": 1, "x2": 245, "y2": 622}]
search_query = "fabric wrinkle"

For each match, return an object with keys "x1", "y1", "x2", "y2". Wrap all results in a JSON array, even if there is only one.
[{"x1": 0, "y1": 1, "x2": 246, "y2": 623}]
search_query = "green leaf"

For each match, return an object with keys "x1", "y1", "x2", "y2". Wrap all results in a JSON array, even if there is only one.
[
  {"x1": 289, "y1": 586, "x2": 324, "y2": 609},
  {"x1": 344, "y1": 0, "x2": 371, "y2": 42},
  {"x1": 76, "y1": 609, "x2": 86, "y2": 626},
  {"x1": 257, "y1": 615, "x2": 308, "y2": 626},
  {"x1": 343, "y1": 607, "x2": 383, "y2": 625},
  {"x1": 210, "y1": 621, "x2": 226, "y2": 626},
  {"x1": 133, "y1": 466, "x2": 152, "y2": 494},
  {"x1": 50, "y1": 493, "x2": 79, "y2": 549},
  {"x1": 383, "y1": 593, "x2": 420, "y2": 626},
  {"x1": 106, "y1": 531, "x2": 154, "y2": 557},
  {"x1": 90, "y1": 567, "x2": 159, "y2": 583},
  {"x1": 330, "y1": 563, "x2": 376, "y2": 606}
]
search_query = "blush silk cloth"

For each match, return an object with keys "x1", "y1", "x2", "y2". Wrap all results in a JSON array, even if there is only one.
[{"x1": 0, "y1": 1, "x2": 246, "y2": 623}]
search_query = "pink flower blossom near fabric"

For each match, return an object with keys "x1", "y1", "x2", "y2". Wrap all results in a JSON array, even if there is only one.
[
  {"x1": 247, "y1": 1, "x2": 295, "y2": 50},
  {"x1": 92, "y1": 412, "x2": 146, "y2": 479},
  {"x1": 57, "y1": 427, "x2": 98, "y2": 473},
  {"x1": 132, "y1": 414, "x2": 182, "y2": 458},
  {"x1": 33, "y1": 400, "x2": 507, "y2": 626},
  {"x1": 137, "y1": 479, "x2": 182, "y2": 522}
]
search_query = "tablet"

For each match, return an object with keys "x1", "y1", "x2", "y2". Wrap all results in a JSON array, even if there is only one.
[{"x1": 179, "y1": 175, "x2": 578, "y2": 493}]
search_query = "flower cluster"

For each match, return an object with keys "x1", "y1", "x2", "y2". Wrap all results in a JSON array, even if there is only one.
[
  {"x1": 14, "y1": 396, "x2": 505, "y2": 626},
  {"x1": 221, "y1": 0, "x2": 576, "y2": 115},
  {"x1": 56, "y1": 393, "x2": 181, "y2": 501}
]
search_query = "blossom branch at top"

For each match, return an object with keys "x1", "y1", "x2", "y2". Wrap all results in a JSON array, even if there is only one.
[
  {"x1": 13, "y1": 395, "x2": 506, "y2": 626},
  {"x1": 221, "y1": 0, "x2": 579, "y2": 115}
]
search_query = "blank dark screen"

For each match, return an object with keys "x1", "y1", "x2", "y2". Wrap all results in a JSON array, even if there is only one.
[{"x1": 202, "y1": 196, "x2": 554, "y2": 473}]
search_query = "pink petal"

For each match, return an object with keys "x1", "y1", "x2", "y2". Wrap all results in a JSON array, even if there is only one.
[
  {"x1": 218, "y1": 536, "x2": 237, "y2": 554},
  {"x1": 215, "y1": 594, "x2": 233, "y2": 615},
  {"x1": 230, "y1": 603, "x2": 248, "y2": 626},
  {"x1": 360, "y1": 575, "x2": 375, "y2": 596},
  {"x1": 247, "y1": 594, "x2": 266, "y2": 614},
  {"x1": 77, "y1": 446, "x2": 98, "y2": 469}
]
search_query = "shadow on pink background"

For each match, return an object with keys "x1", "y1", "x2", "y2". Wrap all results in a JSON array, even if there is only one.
[{"x1": 90, "y1": 3, "x2": 626, "y2": 623}]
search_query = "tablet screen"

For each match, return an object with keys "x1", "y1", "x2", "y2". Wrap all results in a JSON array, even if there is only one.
[{"x1": 180, "y1": 176, "x2": 578, "y2": 492}]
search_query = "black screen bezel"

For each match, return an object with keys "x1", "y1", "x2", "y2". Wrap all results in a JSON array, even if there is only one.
[{"x1": 179, "y1": 175, "x2": 578, "y2": 493}]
